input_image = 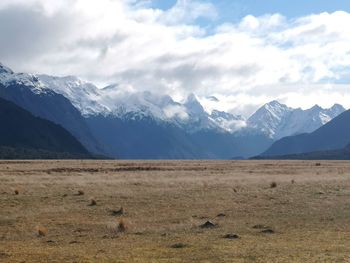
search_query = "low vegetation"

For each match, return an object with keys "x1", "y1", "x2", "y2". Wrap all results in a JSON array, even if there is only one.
[{"x1": 0, "y1": 160, "x2": 349, "y2": 262}]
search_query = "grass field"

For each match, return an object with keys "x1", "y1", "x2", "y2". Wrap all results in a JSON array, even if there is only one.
[{"x1": 0, "y1": 160, "x2": 350, "y2": 262}]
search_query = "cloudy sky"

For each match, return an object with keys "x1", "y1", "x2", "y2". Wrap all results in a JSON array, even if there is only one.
[{"x1": 1, "y1": 0, "x2": 350, "y2": 115}]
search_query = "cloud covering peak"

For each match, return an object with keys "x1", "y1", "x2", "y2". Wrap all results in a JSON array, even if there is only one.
[{"x1": 1, "y1": 0, "x2": 350, "y2": 114}]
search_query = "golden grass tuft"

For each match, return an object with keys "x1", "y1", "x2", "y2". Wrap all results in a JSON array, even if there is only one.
[
  {"x1": 117, "y1": 218, "x2": 128, "y2": 233},
  {"x1": 36, "y1": 226, "x2": 48, "y2": 237},
  {"x1": 89, "y1": 198, "x2": 97, "y2": 206}
]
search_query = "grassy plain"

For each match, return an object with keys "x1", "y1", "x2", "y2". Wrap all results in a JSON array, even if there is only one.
[{"x1": 0, "y1": 160, "x2": 349, "y2": 262}]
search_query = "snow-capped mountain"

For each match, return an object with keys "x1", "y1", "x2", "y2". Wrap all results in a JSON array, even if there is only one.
[
  {"x1": 0, "y1": 63, "x2": 105, "y2": 155},
  {"x1": 37, "y1": 75, "x2": 244, "y2": 133},
  {"x1": 39, "y1": 75, "x2": 109, "y2": 116},
  {"x1": 29, "y1": 72, "x2": 348, "y2": 139},
  {"x1": 0, "y1": 62, "x2": 346, "y2": 159},
  {"x1": 0, "y1": 63, "x2": 13, "y2": 74},
  {"x1": 39, "y1": 75, "x2": 181, "y2": 120},
  {"x1": 0, "y1": 63, "x2": 49, "y2": 95},
  {"x1": 40, "y1": 75, "x2": 181, "y2": 118},
  {"x1": 248, "y1": 101, "x2": 346, "y2": 139},
  {"x1": 210, "y1": 110, "x2": 246, "y2": 133}
]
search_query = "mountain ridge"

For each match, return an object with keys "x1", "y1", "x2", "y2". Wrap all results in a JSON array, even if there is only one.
[
  {"x1": 261, "y1": 109, "x2": 350, "y2": 157},
  {"x1": 0, "y1": 62, "x2": 346, "y2": 159}
]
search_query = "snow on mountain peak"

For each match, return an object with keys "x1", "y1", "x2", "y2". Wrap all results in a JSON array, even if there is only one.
[
  {"x1": 39, "y1": 74, "x2": 108, "y2": 116},
  {"x1": 0, "y1": 63, "x2": 345, "y2": 138},
  {"x1": 263, "y1": 100, "x2": 291, "y2": 115},
  {"x1": 184, "y1": 93, "x2": 205, "y2": 115},
  {"x1": 210, "y1": 110, "x2": 246, "y2": 133},
  {"x1": 248, "y1": 101, "x2": 346, "y2": 139},
  {"x1": 0, "y1": 66, "x2": 47, "y2": 94},
  {"x1": 247, "y1": 101, "x2": 292, "y2": 138},
  {"x1": 0, "y1": 63, "x2": 13, "y2": 74},
  {"x1": 330, "y1": 103, "x2": 345, "y2": 114}
]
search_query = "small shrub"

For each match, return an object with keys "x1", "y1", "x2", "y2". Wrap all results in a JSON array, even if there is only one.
[
  {"x1": 89, "y1": 198, "x2": 97, "y2": 206},
  {"x1": 316, "y1": 163, "x2": 321, "y2": 166},
  {"x1": 223, "y1": 234, "x2": 240, "y2": 240},
  {"x1": 77, "y1": 190, "x2": 84, "y2": 196},
  {"x1": 200, "y1": 221, "x2": 217, "y2": 229},
  {"x1": 291, "y1": 179, "x2": 295, "y2": 184},
  {"x1": 217, "y1": 213, "x2": 226, "y2": 217},
  {"x1": 36, "y1": 226, "x2": 48, "y2": 237},
  {"x1": 117, "y1": 218, "x2": 128, "y2": 233},
  {"x1": 261, "y1": 229, "x2": 275, "y2": 234},
  {"x1": 270, "y1": 182, "x2": 277, "y2": 188},
  {"x1": 14, "y1": 189, "x2": 19, "y2": 195},
  {"x1": 110, "y1": 207, "x2": 124, "y2": 216},
  {"x1": 171, "y1": 243, "x2": 188, "y2": 249}
]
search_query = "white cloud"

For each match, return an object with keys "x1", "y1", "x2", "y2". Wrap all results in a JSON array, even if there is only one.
[
  {"x1": 163, "y1": 105, "x2": 189, "y2": 120},
  {"x1": 1, "y1": 1, "x2": 350, "y2": 114}
]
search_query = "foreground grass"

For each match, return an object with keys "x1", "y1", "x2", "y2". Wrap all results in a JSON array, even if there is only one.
[{"x1": 0, "y1": 160, "x2": 349, "y2": 262}]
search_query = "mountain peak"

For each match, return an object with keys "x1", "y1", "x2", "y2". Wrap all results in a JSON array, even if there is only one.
[
  {"x1": 186, "y1": 93, "x2": 198, "y2": 102},
  {"x1": 330, "y1": 103, "x2": 345, "y2": 112},
  {"x1": 0, "y1": 63, "x2": 13, "y2": 74},
  {"x1": 310, "y1": 104, "x2": 322, "y2": 111},
  {"x1": 266, "y1": 100, "x2": 283, "y2": 106},
  {"x1": 184, "y1": 93, "x2": 205, "y2": 114},
  {"x1": 263, "y1": 100, "x2": 289, "y2": 110}
]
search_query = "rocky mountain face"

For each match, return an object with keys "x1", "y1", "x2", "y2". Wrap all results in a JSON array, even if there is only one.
[{"x1": 247, "y1": 101, "x2": 345, "y2": 140}]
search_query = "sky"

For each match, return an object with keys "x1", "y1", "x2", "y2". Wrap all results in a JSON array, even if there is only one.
[{"x1": 1, "y1": 0, "x2": 350, "y2": 116}]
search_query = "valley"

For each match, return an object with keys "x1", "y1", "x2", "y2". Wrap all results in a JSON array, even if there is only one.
[{"x1": 1, "y1": 160, "x2": 349, "y2": 262}]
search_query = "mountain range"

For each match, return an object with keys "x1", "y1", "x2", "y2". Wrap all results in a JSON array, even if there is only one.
[
  {"x1": 0, "y1": 62, "x2": 347, "y2": 159},
  {"x1": 260, "y1": 109, "x2": 350, "y2": 158},
  {"x1": 247, "y1": 100, "x2": 344, "y2": 140}
]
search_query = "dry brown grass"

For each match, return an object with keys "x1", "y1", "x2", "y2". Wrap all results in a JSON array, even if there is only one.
[{"x1": 0, "y1": 160, "x2": 350, "y2": 262}]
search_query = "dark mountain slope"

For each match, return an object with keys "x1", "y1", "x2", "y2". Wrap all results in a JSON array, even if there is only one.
[
  {"x1": 85, "y1": 115, "x2": 204, "y2": 159},
  {"x1": 0, "y1": 97, "x2": 90, "y2": 156},
  {"x1": 254, "y1": 144, "x2": 350, "y2": 160},
  {"x1": 0, "y1": 79, "x2": 105, "y2": 155},
  {"x1": 86, "y1": 114, "x2": 273, "y2": 159}
]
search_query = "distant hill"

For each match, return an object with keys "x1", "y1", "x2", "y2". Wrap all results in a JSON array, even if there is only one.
[
  {"x1": 0, "y1": 97, "x2": 91, "y2": 158},
  {"x1": 0, "y1": 146, "x2": 93, "y2": 159},
  {"x1": 254, "y1": 144, "x2": 350, "y2": 160},
  {"x1": 261, "y1": 109, "x2": 350, "y2": 157}
]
